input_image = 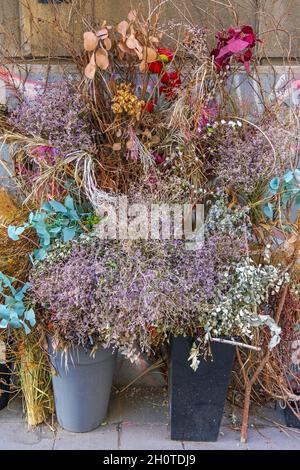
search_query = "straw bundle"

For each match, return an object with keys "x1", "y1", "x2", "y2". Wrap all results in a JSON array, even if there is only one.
[
  {"x1": 13, "y1": 329, "x2": 54, "y2": 427},
  {"x1": 0, "y1": 189, "x2": 37, "y2": 281}
]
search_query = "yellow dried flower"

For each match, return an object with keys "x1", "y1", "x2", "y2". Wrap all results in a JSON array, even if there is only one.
[{"x1": 111, "y1": 83, "x2": 144, "y2": 119}]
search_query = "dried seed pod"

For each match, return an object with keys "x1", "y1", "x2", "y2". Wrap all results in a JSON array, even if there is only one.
[
  {"x1": 84, "y1": 62, "x2": 96, "y2": 79},
  {"x1": 95, "y1": 49, "x2": 109, "y2": 70},
  {"x1": 118, "y1": 41, "x2": 135, "y2": 55},
  {"x1": 117, "y1": 20, "x2": 129, "y2": 39},
  {"x1": 128, "y1": 10, "x2": 137, "y2": 22},
  {"x1": 85, "y1": 53, "x2": 97, "y2": 79},
  {"x1": 96, "y1": 28, "x2": 109, "y2": 39},
  {"x1": 126, "y1": 140, "x2": 134, "y2": 150},
  {"x1": 142, "y1": 47, "x2": 157, "y2": 63},
  {"x1": 112, "y1": 143, "x2": 122, "y2": 151},
  {"x1": 139, "y1": 61, "x2": 147, "y2": 72},
  {"x1": 83, "y1": 31, "x2": 98, "y2": 51},
  {"x1": 104, "y1": 37, "x2": 112, "y2": 51},
  {"x1": 126, "y1": 34, "x2": 140, "y2": 50}
]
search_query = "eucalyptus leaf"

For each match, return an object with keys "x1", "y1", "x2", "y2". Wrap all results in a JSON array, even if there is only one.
[
  {"x1": 263, "y1": 203, "x2": 273, "y2": 219},
  {"x1": 14, "y1": 282, "x2": 30, "y2": 301},
  {"x1": 250, "y1": 315, "x2": 281, "y2": 350},
  {"x1": 19, "y1": 320, "x2": 30, "y2": 335},
  {"x1": 63, "y1": 226, "x2": 76, "y2": 243},
  {"x1": 33, "y1": 248, "x2": 48, "y2": 261},
  {"x1": 269, "y1": 176, "x2": 280, "y2": 192},
  {"x1": 294, "y1": 169, "x2": 300, "y2": 184},
  {"x1": 7, "y1": 225, "x2": 21, "y2": 241},
  {"x1": 0, "y1": 319, "x2": 8, "y2": 329},
  {"x1": 0, "y1": 305, "x2": 10, "y2": 320},
  {"x1": 8, "y1": 318, "x2": 22, "y2": 329},
  {"x1": 294, "y1": 192, "x2": 300, "y2": 209},
  {"x1": 282, "y1": 191, "x2": 293, "y2": 205},
  {"x1": 284, "y1": 170, "x2": 294, "y2": 183},
  {"x1": 25, "y1": 308, "x2": 36, "y2": 327},
  {"x1": 68, "y1": 210, "x2": 80, "y2": 221},
  {"x1": 8, "y1": 195, "x2": 85, "y2": 261},
  {"x1": 49, "y1": 200, "x2": 68, "y2": 213},
  {"x1": 0, "y1": 272, "x2": 14, "y2": 286},
  {"x1": 41, "y1": 201, "x2": 53, "y2": 212},
  {"x1": 49, "y1": 227, "x2": 62, "y2": 234},
  {"x1": 64, "y1": 195, "x2": 75, "y2": 211},
  {"x1": 0, "y1": 272, "x2": 35, "y2": 333}
]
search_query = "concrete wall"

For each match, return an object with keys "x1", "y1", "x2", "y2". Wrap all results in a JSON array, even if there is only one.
[{"x1": 0, "y1": 1, "x2": 299, "y2": 60}]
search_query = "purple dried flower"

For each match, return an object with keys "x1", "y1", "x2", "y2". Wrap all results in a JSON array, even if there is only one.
[
  {"x1": 9, "y1": 82, "x2": 95, "y2": 154},
  {"x1": 206, "y1": 120, "x2": 294, "y2": 195},
  {"x1": 30, "y1": 231, "x2": 245, "y2": 354}
]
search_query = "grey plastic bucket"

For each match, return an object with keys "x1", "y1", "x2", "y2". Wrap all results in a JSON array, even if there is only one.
[{"x1": 47, "y1": 338, "x2": 116, "y2": 433}]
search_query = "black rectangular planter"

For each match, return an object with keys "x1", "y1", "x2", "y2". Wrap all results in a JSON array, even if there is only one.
[
  {"x1": 0, "y1": 363, "x2": 11, "y2": 410},
  {"x1": 284, "y1": 404, "x2": 300, "y2": 428},
  {"x1": 169, "y1": 336, "x2": 235, "y2": 441}
]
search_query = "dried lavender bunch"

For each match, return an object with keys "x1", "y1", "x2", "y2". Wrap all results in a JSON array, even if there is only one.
[
  {"x1": 29, "y1": 198, "x2": 248, "y2": 358},
  {"x1": 9, "y1": 82, "x2": 95, "y2": 154},
  {"x1": 206, "y1": 119, "x2": 294, "y2": 196}
]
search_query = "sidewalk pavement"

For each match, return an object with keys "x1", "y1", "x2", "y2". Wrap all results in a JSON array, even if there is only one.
[{"x1": 0, "y1": 386, "x2": 300, "y2": 450}]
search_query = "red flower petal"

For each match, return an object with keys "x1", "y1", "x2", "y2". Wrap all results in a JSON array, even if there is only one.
[
  {"x1": 148, "y1": 60, "x2": 164, "y2": 74},
  {"x1": 157, "y1": 47, "x2": 173, "y2": 62},
  {"x1": 147, "y1": 100, "x2": 155, "y2": 112},
  {"x1": 241, "y1": 25, "x2": 254, "y2": 35},
  {"x1": 161, "y1": 72, "x2": 171, "y2": 84}
]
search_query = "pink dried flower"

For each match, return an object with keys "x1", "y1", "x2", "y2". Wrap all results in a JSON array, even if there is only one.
[
  {"x1": 9, "y1": 82, "x2": 96, "y2": 154},
  {"x1": 211, "y1": 25, "x2": 258, "y2": 73}
]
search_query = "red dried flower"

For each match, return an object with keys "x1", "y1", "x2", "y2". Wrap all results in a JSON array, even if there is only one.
[
  {"x1": 148, "y1": 60, "x2": 164, "y2": 74},
  {"x1": 160, "y1": 71, "x2": 182, "y2": 100},
  {"x1": 211, "y1": 25, "x2": 258, "y2": 73},
  {"x1": 147, "y1": 100, "x2": 156, "y2": 112},
  {"x1": 148, "y1": 325, "x2": 158, "y2": 338},
  {"x1": 148, "y1": 48, "x2": 174, "y2": 73},
  {"x1": 157, "y1": 47, "x2": 173, "y2": 63},
  {"x1": 153, "y1": 152, "x2": 165, "y2": 165},
  {"x1": 161, "y1": 71, "x2": 181, "y2": 87}
]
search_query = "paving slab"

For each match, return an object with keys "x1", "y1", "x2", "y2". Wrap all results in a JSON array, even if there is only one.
[
  {"x1": 183, "y1": 424, "x2": 300, "y2": 450},
  {"x1": 222, "y1": 401, "x2": 286, "y2": 428},
  {"x1": 53, "y1": 425, "x2": 119, "y2": 450},
  {"x1": 183, "y1": 426, "x2": 247, "y2": 451},
  {"x1": 0, "y1": 388, "x2": 299, "y2": 450},
  {"x1": 0, "y1": 398, "x2": 24, "y2": 423},
  {"x1": 119, "y1": 423, "x2": 183, "y2": 450},
  {"x1": 245, "y1": 426, "x2": 300, "y2": 450},
  {"x1": 108, "y1": 387, "x2": 169, "y2": 426},
  {"x1": 0, "y1": 422, "x2": 54, "y2": 450}
]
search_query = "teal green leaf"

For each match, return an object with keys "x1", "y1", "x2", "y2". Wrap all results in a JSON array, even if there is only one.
[
  {"x1": 269, "y1": 176, "x2": 280, "y2": 192},
  {"x1": 14, "y1": 282, "x2": 30, "y2": 301},
  {"x1": 0, "y1": 305, "x2": 10, "y2": 320},
  {"x1": 8, "y1": 225, "x2": 21, "y2": 241},
  {"x1": 25, "y1": 308, "x2": 36, "y2": 327},
  {"x1": 295, "y1": 169, "x2": 300, "y2": 184},
  {"x1": 49, "y1": 200, "x2": 67, "y2": 213},
  {"x1": 41, "y1": 202, "x2": 53, "y2": 212},
  {"x1": 263, "y1": 203, "x2": 273, "y2": 219},
  {"x1": 33, "y1": 248, "x2": 47, "y2": 261},
  {"x1": 19, "y1": 320, "x2": 30, "y2": 334},
  {"x1": 63, "y1": 226, "x2": 76, "y2": 242},
  {"x1": 294, "y1": 192, "x2": 300, "y2": 209},
  {"x1": 49, "y1": 227, "x2": 62, "y2": 234},
  {"x1": 284, "y1": 170, "x2": 294, "y2": 183},
  {"x1": 0, "y1": 319, "x2": 8, "y2": 329},
  {"x1": 64, "y1": 195, "x2": 75, "y2": 211},
  {"x1": 0, "y1": 272, "x2": 14, "y2": 287}
]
